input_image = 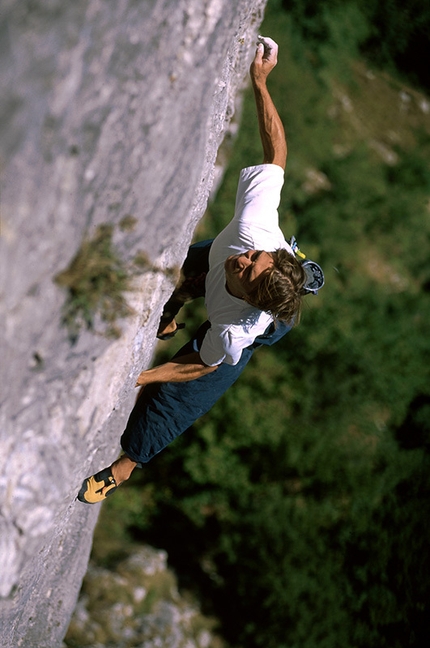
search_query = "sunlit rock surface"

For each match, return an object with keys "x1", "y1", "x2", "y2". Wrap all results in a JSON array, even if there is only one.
[{"x1": 0, "y1": 0, "x2": 267, "y2": 645}]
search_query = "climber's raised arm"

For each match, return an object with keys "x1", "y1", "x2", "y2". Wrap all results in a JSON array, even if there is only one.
[{"x1": 250, "y1": 36, "x2": 287, "y2": 170}]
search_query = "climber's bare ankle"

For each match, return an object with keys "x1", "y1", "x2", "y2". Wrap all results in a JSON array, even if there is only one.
[
  {"x1": 157, "y1": 319, "x2": 177, "y2": 336},
  {"x1": 110, "y1": 455, "x2": 137, "y2": 485}
]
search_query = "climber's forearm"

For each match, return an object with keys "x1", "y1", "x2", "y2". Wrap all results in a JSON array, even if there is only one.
[
  {"x1": 135, "y1": 352, "x2": 218, "y2": 387},
  {"x1": 250, "y1": 36, "x2": 287, "y2": 170},
  {"x1": 252, "y1": 79, "x2": 287, "y2": 169}
]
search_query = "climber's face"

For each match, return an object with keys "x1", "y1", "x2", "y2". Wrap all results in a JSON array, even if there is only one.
[{"x1": 224, "y1": 250, "x2": 274, "y2": 299}]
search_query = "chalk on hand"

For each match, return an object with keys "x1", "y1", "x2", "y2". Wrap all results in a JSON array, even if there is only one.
[{"x1": 256, "y1": 35, "x2": 273, "y2": 54}]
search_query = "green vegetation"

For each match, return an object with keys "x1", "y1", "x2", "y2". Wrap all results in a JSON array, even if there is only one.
[
  {"x1": 55, "y1": 213, "x2": 178, "y2": 343},
  {"x1": 282, "y1": 0, "x2": 430, "y2": 91},
  {"x1": 55, "y1": 224, "x2": 133, "y2": 342},
  {"x1": 94, "y1": 1, "x2": 430, "y2": 646}
]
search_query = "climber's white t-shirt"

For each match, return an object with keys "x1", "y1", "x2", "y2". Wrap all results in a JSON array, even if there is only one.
[{"x1": 199, "y1": 164, "x2": 294, "y2": 367}]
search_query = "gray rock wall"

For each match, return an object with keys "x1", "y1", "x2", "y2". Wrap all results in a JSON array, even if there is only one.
[{"x1": 0, "y1": 0, "x2": 267, "y2": 645}]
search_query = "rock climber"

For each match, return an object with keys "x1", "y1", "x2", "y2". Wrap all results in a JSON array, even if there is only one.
[{"x1": 78, "y1": 36, "x2": 324, "y2": 504}]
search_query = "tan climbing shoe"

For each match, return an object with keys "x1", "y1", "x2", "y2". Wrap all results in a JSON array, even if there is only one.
[{"x1": 77, "y1": 467, "x2": 118, "y2": 504}]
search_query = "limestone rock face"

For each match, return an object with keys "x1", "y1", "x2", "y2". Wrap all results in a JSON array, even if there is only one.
[{"x1": 0, "y1": 0, "x2": 267, "y2": 645}]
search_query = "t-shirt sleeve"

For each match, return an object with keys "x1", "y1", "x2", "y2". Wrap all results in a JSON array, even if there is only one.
[
  {"x1": 199, "y1": 328, "x2": 227, "y2": 366},
  {"x1": 199, "y1": 325, "x2": 252, "y2": 367}
]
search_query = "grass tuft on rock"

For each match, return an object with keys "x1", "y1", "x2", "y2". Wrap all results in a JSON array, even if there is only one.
[{"x1": 55, "y1": 224, "x2": 133, "y2": 342}]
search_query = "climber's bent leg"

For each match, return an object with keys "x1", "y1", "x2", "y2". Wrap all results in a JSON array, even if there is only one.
[
  {"x1": 77, "y1": 319, "x2": 292, "y2": 503},
  {"x1": 157, "y1": 239, "x2": 213, "y2": 337}
]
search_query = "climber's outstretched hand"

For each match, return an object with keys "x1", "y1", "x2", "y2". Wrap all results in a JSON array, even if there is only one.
[{"x1": 250, "y1": 36, "x2": 278, "y2": 85}]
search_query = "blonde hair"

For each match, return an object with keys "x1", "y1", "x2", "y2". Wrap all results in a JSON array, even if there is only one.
[{"x1": 246, "y1": 249, "x2": 307, "y2": 324}]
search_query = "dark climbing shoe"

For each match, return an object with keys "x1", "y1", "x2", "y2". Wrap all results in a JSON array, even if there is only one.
[
  {"x1": 156, "y1": 322, "x2": 185, "y2": 340},
  {"x1": 77, "y1": 467, "x2": 118, "y2": 504}
]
